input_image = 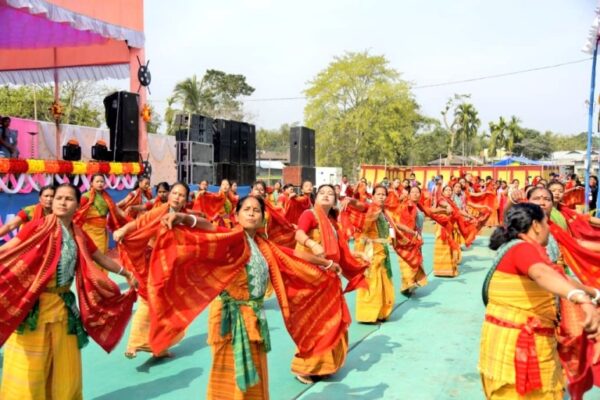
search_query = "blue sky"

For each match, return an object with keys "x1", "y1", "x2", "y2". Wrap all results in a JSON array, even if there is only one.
[{"x1": 131, "y1": 0, "x2": 597, "y2": 135}]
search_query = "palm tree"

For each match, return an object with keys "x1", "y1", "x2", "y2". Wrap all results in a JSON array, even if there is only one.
[
  {"x1": 506, "y1": 115, "x2": 523, "y2": 153},
  {"x1": 453, "y1": 103, "x2": 481, "y2": 158},
  {"x1": 171, "y1": 75, "x2": 205, "y2": 113},
  {"x1": 488, "y1": 117, "x2": 508, "y2": 157},
  {"x1": 164, "y1": 95, "x2": 180, "y2": 135}
]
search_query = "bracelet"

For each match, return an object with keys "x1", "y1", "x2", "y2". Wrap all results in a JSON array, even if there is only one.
[
  {"x1": 593, "y1": 288, "x2": 600, "y2": 305},
  {"x1": 303, "y1": 237, "x2": 311, "y2": 247},
  {"x1": 323, "y1": 260, "x2": 334, "y2": 270},
  {"x1": 117, "y1": 266, "x2": 124, "y2": 276},
  {"x1": 567, "y1": 289, "x2": 588, "y2": 303},
  {"x1": 189, "y1": 214, "x2": 198, "y2": 228}
]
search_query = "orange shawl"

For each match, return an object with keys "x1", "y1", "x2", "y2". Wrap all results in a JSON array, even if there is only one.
[
  {"x1": 118, "y1": 203, "x2": 171, "y2": 300},
  {"x1": 312, "y1": 207, "x2": 368, "y2": 292},
  {"x1": 146, "y1": 226, "x2": 351, "y2": 359},
  {"x1": 417, "y1": 200, "x2": 459, "y2": 251},
  {"x1": 73, "y1": 189, "x2": 130, "y2": 232},
  {"x1": 559, "y1": 207, "x2": 600, "y2": 241},
  {"x1": 262, "y1": 201, "x2": 296, "y2": 248},
  {"x1": 119, "y1": 188, "x2": 153, "y2": 218},
  {"x1": 284, "y1": 195, "x2": 312, "y2": 225},
  {"x1": 563, "y1": 187, "x2": 586, "y2": 210},
  {"x1": 192, "y1": 191, "x2": 233, "y2": 223},
  {"x1": 0, "y1": 215, "x2": 136, "y2": 352}
]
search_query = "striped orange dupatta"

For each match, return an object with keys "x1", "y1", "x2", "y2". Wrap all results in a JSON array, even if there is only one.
[
  {"x1": 384, "y1": 206, "x2": 424, "y2": 271},
  {"x1": 146, "y1": 225, "x2": 353, "y2": 359},
  {"x1": 263, "y1": 201, "x2": 296, "y2": 248},
  {"x1": 0, "y1": 215, "x2": 136, "y2": 352},
  {"x1": 284, "y1": 195, "x2": 312, "y2": 225},
  {"x1": 119, "y1": 188, "x2": 153, "y2": 218},
  {"x1": 191, "y1": 191, "x2": 226, "y2": 220},
  {"x1": 560, "y1": 206, "x2": 600, "y2": 241},
  {"x1": 313, "y1": 206, "x2": 368, "y2": 293},
  {"x1": 117, "y1": 203, "x2": 171, "y2": 300}
]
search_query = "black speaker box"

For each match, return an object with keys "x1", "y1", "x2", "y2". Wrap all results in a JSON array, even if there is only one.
[
  {"x1": 177, "y1": 142, "x2": 214, "y2": 164},
  {"x1": 174, "y1": 114, "x2": 213, "y2": 143},
  {"x1": 91, "y1": 144, "x2": 111, "y2": 161},
  {"x1": 62, "y1": 143, "x2": 81, "y2": 161},
  {"x1": 103, "y1": 91, "x2": 140, "y2": 161},
  {"x1": 213, "y1": 120, "x2": 230, "y2": 163},
  {"x1": 289, "y1": 126, "x2": 315, "y2": 167},
  {"x1": 240, "y1": 123, "x2": 256, "y2": 164},
  {"x1": 237, "y1": 164, "x2": 256, "y2": 186},
  {"x1": 215, "y1": 163, "x2": 238, "y2": 183},
  {"x1": 177, "y1": 163, "x2": 214, "y2": 185}
]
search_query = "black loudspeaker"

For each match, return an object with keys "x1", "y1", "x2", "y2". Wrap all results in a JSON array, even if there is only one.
[
  {"x1": 289, "y1": 126, "x2": 315, "y2": 167},
  {"x1": 229, "y1": 121, "x2": 241, "y2": 163},
  {"x1": 178, "y1": 163, "x2": 214, "y2": 185},
  {"x1": 240, "y1": 123, "x2": 256, "y2": 164},
  {"x1": 103, "y1": 91, "x2": 140, "y2": 162},
  {"x1": 174, "y1": 114, "x2": 213, "y2": 143},
  {"x1": 238, "y1": 164, "x2": 256, "y2": 186},
  {"x1": 213, "y1": 120, "x2": 230, "y2": 163},
  {"x1": 177, "y1": 142, "x2": 214, "y2": 164},
  {"x1": 62, "y1": 142, "x2": 81, "y2": 161},
  {"x1": 91, "y1": 143, "x2": 111, "y2": 161},
  {"x1": 215, "y1": 163, "x2": 238, "y2": 183}
]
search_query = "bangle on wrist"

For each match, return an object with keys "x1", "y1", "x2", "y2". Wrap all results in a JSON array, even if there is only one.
[
  {"x1": 567, "y1": 289, "x2": 589, "y2": 304},
  {"x1": 323, "y1": 260, "x2": 334, "y2": 270},
  {"x1": 303, "y1": 237, "x2": 311, "y2": 247},
  {"x1": 189, "y1": 214, "x2": 198, "y2": 228},
  {"x1": 593, "y1": 288, "x2": 600, "y2": 305},
  {"x1": 117, "y1": 266, "x2": 124, "y2": 276}
]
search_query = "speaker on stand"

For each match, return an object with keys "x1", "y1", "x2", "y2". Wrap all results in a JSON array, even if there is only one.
[{"x1": 103, "y1": 91, "x2": 140, "y2": 162}]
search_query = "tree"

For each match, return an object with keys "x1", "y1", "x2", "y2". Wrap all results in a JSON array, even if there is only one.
[
  {"x1": 506, "y1": 116, "x2": 524, "y2": 152},
  {"x1": 256, "y1": 123, "x2": 296, "y2": 153},
  {"x1": 488, "y1": 117, "x2": 508, "y2": 157},
  {"x1": 441, "y1": 94, "x2": 471, "y2": 160},
  {"x1": 453, "y1": 102, "x2": 480, "y2": 157},
  {"x1": 170, "y1": 69, "x2": 255, "y2": 121},
  {"x1": 304, "y1": 51, "x2": 421, "y2": 175},
  {"x1": 409, "y1": 120, "x2": 451, "y2": 165},
  {"x1": 0, "y1": 82, "x2": 110, "y2": 127}
]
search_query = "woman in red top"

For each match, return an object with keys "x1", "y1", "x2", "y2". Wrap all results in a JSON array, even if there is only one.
[
  {"x1": 0, "y1": 184, "x2": 55, "y2": 238},
  {"x1": 479, "y1": 203, "x2": 600, "y2": 399}
]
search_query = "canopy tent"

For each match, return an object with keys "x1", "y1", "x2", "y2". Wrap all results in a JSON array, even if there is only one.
[
  {"x1": 583, "y1": 1, "x2": 600, "y2": 211},
  {"x1": 0, "y1": 0, "x2": 148, "y2": 157},
  {"x1": 489, "y1": 156, "x2": 553, "y2": 167}
]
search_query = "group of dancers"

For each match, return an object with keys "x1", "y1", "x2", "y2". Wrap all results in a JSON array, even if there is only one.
[{"x1": 0, "y1": 170, "x2": 560, "y2": 399}]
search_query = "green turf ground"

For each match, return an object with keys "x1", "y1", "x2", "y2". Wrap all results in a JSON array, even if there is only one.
[{"x1": 1, "y1": 233, "x2": 597, "y2": 399}]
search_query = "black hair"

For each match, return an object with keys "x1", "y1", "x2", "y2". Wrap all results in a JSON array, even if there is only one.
[
  {"x1": 373, "y1": 184, "x2": 388, "y2": 195},
  {"x1": 489, "y1": 203, "x2": 545, "y2": 250},
  {"x1": 155, "y1": 182, "x2": 170, "y2": 192},
  {"x1": 253, "y1": 180, "x2": 266, "y2": 190},
  {"x1": 38, "y1": 184, "x2": 55, "y2": 197},
  {"x1": 547, "y1": 181, "x2": 564, "y2": 190},
  {"x1": 570, "y1": 174, "x2": 578, "y2": 180},
  {"x1": 235, "y1": 195, "x2": 265, "y2": 219},
  {"x1": 171, "y1": 181, "x2": 190, "y2": 200},
  {"x1": 283, "y1": 183, "x2": 294, "y2": 190},
  {"x1": 56, "y1": 183, "x2": 82, "y2": 203},
  {"x1": 91, "y1": 173, "x2": 105, "y2": 182},
  {"x1": 526, "y1": 185, "x2": 552, "y2": 200}
]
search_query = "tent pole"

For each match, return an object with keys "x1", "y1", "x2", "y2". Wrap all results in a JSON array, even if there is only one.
[
  {"x1": 53, "y1": 48, "x2": 60, "y2": 161},
  {"x1": 585, "y1": 38, "x2": 599, "y2": 212}
]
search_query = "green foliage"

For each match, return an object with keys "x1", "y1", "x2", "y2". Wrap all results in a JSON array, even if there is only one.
[
  {"x1": 256, "y1": 123, "x2": 296, "y2": 153},
  {"x1": 304, "y1": 51, "x2": 421, "y2": 175},
  {"x1": 488, "y1": 115, "x2": 523, "y2": 156},
  {"x1": 453, "y1": 102, "x2": 481, "y2": 157},
  {"x1": 409, "y1": 120, "x2": 451, "y2": 165},
  {"x1": 0, "y1": 82, "x2": 110, "y2": 127},
  {"x1": 169, "y1": 69, "x2": 255, "y2": 126}
]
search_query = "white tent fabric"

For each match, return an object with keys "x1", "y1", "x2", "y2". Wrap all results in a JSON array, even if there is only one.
[
  {"x1": 0, "y1": 64, "x2": 130, "y2": 85},
  {"x1": 584, "y1": 2, "x2": 600, "y2": 54}
]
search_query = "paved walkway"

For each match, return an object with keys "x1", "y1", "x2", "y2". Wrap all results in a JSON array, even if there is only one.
[{"x1": 2, "y1": 233, "x2": 597, "y2": 399}]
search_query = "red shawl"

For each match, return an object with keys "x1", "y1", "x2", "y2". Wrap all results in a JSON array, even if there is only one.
[
  {"x1": 563, "y1": 187, "x2": 585, "y2": 209},
  {"x1": 146, "y1": 225, "x2": 352, "y2": 359},
  {"x1": 74, "y1": 189, "x2": 130, "y2": 232},
  {"x1": 312, "y1": 207, "x2": 368, "y2": 293},
  {"x1": 118, "y1": 203, "x2": 171, "y2": 300},
  {"x1": 559, "y1": 207, "x2": 600, "y2": 241},
  {"x1": 263, "y1": 201, "x2": 296, "y2": 248},
  {"x1": 0, "y1": 215, "x2": 136, "y2": 352},
  {"x1": 284, "y1": 195, "x2": 312, "y2": 225},
  {"x1": 191, "y1": 191, "x2": 226, "y2": 220},
  {"x1": 119, "y1": 188, "x2": 153, "y2": 219},
  {"x1": 446, "y1": 198, "x2": 479, "y2": 247},
  {"x1": 417, "y1": 200, "x2": 459, "y2": 251}
]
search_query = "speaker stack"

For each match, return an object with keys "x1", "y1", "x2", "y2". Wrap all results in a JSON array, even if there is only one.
[
  {"x1": 213, "y1": 119, "x2": 256, "y2": 185},
  {"x1": 283, "y1": 126, "x2": 316, "y2": 186},
  {"x1": 103, "y1": 91, "x2": 140, "y2": 162},
  {"x1": 174, "y1": 113, "x2": 215, "y2": 184}
]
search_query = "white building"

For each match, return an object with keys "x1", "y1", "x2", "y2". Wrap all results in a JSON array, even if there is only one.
[
  {"x1": 316, "y1": 167, "x2": 343, "y2": 187},
  {"x1": 550, "y1": 150, "x2": 600, "y2": 177}
]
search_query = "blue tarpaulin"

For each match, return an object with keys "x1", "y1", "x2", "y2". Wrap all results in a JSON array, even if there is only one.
[{"x1": 489, "y1": 156, "x2": 553, "y2": 166}]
